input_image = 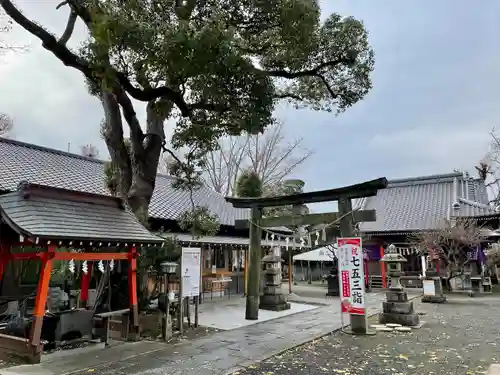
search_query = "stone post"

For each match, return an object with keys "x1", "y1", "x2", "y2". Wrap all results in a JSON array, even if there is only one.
[
  {"x1": 326, "y1": 264, "x2": 339, "y2": 297},
  {"x1": 379, "y1": 244, "x2": 420, "y2": 327},
  {"x1": 421, "y1": 258, "x2": 446, "y2": 303}
]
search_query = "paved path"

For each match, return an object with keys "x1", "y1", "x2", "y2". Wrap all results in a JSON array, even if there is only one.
[
  {"x1": 237, "y1": 295, "x2": 500, "y2": 375},
  {"x1": 2, "y1": 292, "x2": 392, "y2": 375}
]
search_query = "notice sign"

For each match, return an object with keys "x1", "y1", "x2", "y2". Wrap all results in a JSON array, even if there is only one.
[
  {"x1": 423, "y1": 279, "x2": 436, "y2": 297},
  {"x1": 181, "y1": 247, "x2": 201, "y2": 297},
  {"x1": 337, "y1": 237, "x2": 365, "y2": 315}
]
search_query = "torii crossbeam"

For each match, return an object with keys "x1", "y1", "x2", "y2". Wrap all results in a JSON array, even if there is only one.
[{"x1": 226, "y1": 177, "x2": 388, "y2": 334}]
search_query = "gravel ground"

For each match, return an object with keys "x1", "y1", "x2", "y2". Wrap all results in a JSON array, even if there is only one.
[{"x1": 234, "y1": 296, "x2": 500, "y2": 375}]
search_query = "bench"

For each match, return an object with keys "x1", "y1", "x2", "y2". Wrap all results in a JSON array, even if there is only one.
[
  {"x1": 93, "y1": 308, "x2": 130, "y2": 347},
  {"x1": 209, "y1": 278, "x2": 232, "y2": 300}
]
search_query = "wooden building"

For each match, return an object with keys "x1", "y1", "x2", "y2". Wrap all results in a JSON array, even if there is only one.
[
  {"x1": 0, "y1": 137, "x2": 291, "y2": 297},
  {"x1": 355, "y1": 172, "x2": 500, "y2": 283}
]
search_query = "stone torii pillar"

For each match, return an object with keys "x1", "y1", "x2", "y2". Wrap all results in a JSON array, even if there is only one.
[{"x1": 225, "y1": 177, "x2": 388, "y2": 324}]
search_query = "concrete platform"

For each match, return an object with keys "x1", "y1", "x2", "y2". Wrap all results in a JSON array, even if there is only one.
[
  {"x1": 488, "y1": 364, "x2": 500, "y2": 375},
  {"x1": 198, "y1": 299, "x2": 318, "y2": 330},
  {"x1": 0, "y1": 293, "x2": 389, "y2": 375}
]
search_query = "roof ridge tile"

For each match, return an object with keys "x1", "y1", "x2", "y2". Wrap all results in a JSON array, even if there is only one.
[{"x1": 0, "y1": 136, "x2": 105, "y2": 164}]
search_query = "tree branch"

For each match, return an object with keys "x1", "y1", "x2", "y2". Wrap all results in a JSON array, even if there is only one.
[
  {"x1": 274, "y1": 92, "x2": 304, "y2": 101},
  {"x1": 101, "y1": 91, "x2": 132, "y2": 196},
  {"x1": 113, "y1": 87, "x2": 144, "y2": 156},
  {"x1": 260, "y1": 58, "x2": 355, "y2": 101},
  {"x1": 57, "y1": 1, "x2": 77, "y2": 45},
  {"x1": 0, "y1": 0, "x2": 216, "y2": 118},
  {"x1": 261, "y1": 58, "x2": 354, "y2": 79},
  {"x1": 1, "y1": 0, "x2": 91, "y2": 72}
]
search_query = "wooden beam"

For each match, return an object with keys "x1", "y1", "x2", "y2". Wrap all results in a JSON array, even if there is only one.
[
  {"x1": 235, "y1": 210, "x2": 376, "y2": 229},
  {"x1": 225, "y1": 177, "x2": 387, "y2": 208},
  {"x1": 53, "y1": 252, "x2": 129, "y2": 261}
]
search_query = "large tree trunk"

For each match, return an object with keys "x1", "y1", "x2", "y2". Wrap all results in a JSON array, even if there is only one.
[
  {"x1": 127, "y1": 139, "x2": 163, "y2": 223},
  {"x1": 101, "y1": 91, "x2": 171, "y2": 224}
]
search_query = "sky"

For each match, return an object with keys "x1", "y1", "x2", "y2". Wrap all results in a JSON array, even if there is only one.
[{"x1": 0, "y1": 0, "x2": 500, "y2": 205}]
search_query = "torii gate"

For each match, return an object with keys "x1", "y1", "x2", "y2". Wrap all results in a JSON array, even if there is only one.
[{"x1": 226, "y1": 177, "x2": 388, "y2": 334}]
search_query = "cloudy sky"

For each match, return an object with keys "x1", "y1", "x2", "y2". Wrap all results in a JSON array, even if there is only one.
[{"x1": 1, "y1": 0, "x2": 499, "y2": 197}]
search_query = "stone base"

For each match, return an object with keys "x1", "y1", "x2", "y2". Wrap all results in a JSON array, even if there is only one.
[
  {"x1": 259, "y1": 301, "x2": 291, "y2": 311},
  {"x1": 422, "y1": 294, "x2": 446, "y2": 303},
  {"x1": 382, "y1": 301, "x2": 415, "y2": 314},
  {"x1": 379, "y1": 312, "x2": 420, "y2": 327},
  {"x1": 259, "y1": 294, "x2": 291, "y2": 311},
  {"x1": 342, "y1": 327, "x2": 377, "y2": 336},
  {"x1": 326, "y1": 289, "x2": 340, "y2": 297},
  {"x1": 386, "y1": 290, "x2": 408, "y2": 302}
]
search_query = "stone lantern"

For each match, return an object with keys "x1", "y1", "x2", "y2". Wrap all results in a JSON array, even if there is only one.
[
  {"x1": 378, "y1": 244, "x2": 420, "y2": 327},
  {"x1": 158, "y1": 261, "x2": 179, "y2": 340},
  {"x1": 259, "y1": 250, "x2": 290, "y2": 311},
  {"x1": 381, "y1": 244, "x2": 407, "y2": 290},
  {"x1": 160, "y1": 261, "x2": 179, "y2": 275}
]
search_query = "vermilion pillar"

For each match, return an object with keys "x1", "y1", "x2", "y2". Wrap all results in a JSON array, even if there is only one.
[
  {"x1": 380, "y1": 246, "x2": 387, "y2": 288},
  {"x1": 128, "y1": 247, "x2": 139, "y2": 333},
  {"x1": 79, "y1": 262, "x2": 92, "y2": 308},
  {"x1": 30, "y1": 245, "x2": 55, "y2": 349}
]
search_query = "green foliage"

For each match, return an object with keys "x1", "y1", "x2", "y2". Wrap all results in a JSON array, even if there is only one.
[
  {"x1": 103, "y1": 161, "x2": 118, "y2": 195},
  {"x1": 166, "y1": 153, "x2": 221, "y2": 237},
  {"x1": 167, "y1": 156, "x2": 203, "y2": 191},
  {"x1": 236, "y1": 169, "x2": 263, "y2": 197},
  {"x1": 178, "y1": 206, "x2": 221, "y2": 238},
  {"x1": 3, "y1": 0, "x2": 374, "y2": 233},
  {"x1": 138, "y1": 237, "x2": 181, "y2": 272},
  {"x1": 263, "y1": 179, "x2": 308, "y2": 217},
  {"x1": 80, "y1": 0, "x2": 374, "y2": 158}
]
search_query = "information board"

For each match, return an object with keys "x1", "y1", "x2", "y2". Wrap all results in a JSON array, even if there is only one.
[{"x1": 181, "y1": 247, "x2": 201, "y2": 297}]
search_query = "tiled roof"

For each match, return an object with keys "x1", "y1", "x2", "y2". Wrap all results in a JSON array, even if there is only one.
[
  {"x1": 0, "y1": 138, "x2": 251, "y2": 227},
  {"x1": 0, "y1": 183, "x2": 163, "y2": 244},
  {"x1": 358, "y1": 172, "x2": 498, "y2": 233}
]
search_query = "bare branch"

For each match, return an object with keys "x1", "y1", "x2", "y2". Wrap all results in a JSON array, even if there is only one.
[
  {"x1": 0, "y1": 0, "x2": 213, "y2": 118},
  {"x1": 409, "y1": 218, "x2": 486, "y2": 279},
  {"x1": 201, "y1": 122, "x2": 313, "y2": 195}
]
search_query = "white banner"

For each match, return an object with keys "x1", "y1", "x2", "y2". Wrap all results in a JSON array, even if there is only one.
[
  {"x1": 181, "y1": 247, "x2": 201, "y2": 297},
  {"x1": 337, "y1": 237, "x2": 366, "y2": 315}
]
